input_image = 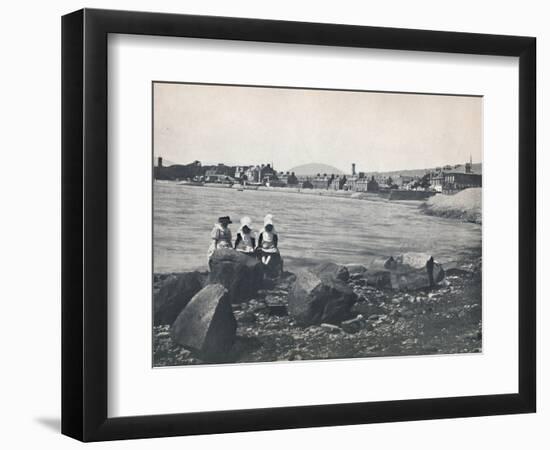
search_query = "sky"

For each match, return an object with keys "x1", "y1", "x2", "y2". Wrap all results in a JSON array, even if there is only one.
[{"x1": 153, "y1": 82, "x2": 482, "y2": 174}]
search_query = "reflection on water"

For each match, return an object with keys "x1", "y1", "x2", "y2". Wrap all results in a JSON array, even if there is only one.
[{"x1": 154, "y1": 182, "x2": 481, "y2": 273}]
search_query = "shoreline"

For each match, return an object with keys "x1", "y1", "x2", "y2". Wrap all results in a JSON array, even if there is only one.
[
  {"x1": 153, "y1": 252, "x2": 482, "y2": 366},
  {"x1": 168, "y1": 183, "x2": 483, "y2": 223},
  {"x1": 169, "y1": 181, "x2": 418, "y2": 202}
]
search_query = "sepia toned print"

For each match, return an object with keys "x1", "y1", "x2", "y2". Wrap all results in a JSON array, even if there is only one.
[{"x1": 152, "y1": 82, "x2": 482, "y2": 366}]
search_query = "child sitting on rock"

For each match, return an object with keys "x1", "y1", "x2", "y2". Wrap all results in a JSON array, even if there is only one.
[
  {"x1": 234, "y1": 216, "x2": 256, "y2": 256},
  {"x1": 207, "y1": 216, "x2": 233, "y2": 268},
  {"x1": 257, "y1": 214, "x2": 283, "y2": 277}
]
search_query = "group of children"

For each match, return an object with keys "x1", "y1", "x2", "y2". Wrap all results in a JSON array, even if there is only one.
[{"x1": 207, "y1": 213, "x2": 281, "y2": 271}]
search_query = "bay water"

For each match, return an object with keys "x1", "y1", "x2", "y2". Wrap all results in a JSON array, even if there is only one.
[{"x1": 154, "y1": 182, "x2": 481, "y2": 273}]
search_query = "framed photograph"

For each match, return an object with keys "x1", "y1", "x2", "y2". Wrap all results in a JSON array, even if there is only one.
[{"x1": 62, "y1": 8, "x2": 536, "y2": 441}]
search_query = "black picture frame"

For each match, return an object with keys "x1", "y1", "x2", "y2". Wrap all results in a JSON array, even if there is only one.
[{"x1": 62, "y1": 8, "x2": 536, "y2": 442}]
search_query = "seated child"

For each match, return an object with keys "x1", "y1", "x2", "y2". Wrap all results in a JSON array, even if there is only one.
[
  {"x1": 206, "y1": 216, "x2": 232, "y2": 268},
  {"x1": 234, "y1": 216, "x2": 256, "y2": 256},
  {"x1": 257, "y1": 214, "x2": 281, "y2": 269}
]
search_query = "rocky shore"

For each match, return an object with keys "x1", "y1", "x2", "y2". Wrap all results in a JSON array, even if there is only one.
[{"x1": 153, "y1": 249, "x2": 482, "y2": 366}]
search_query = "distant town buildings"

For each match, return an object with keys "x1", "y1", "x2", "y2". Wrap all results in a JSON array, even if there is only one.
[
  {"x1": 154, "y1": 157, "x2": 481, "y2": 194},
  {"x1": 430, "y1": 172, "x2": 482, "y2": 193},
  {"x1": 429, "y1": 156, "x2": 481, "y2": 193}
]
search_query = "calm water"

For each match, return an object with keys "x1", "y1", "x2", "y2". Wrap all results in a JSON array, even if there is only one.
[{"x1": 153, "y1": 182, "x2": 481, "y2": 273}]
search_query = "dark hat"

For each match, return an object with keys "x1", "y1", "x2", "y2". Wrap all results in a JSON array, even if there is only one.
[{"x1": 218, "y1": 216, "x2": 232, "y2": 224}]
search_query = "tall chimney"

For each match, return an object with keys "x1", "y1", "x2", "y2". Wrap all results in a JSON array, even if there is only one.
[
  {"x1": 465, "y1": 154, "x2": 472, "y2": 174},
  {"x1": 158, "y1": 156, "x2": 163, "y2": 168},
  {"x1": 352, "y1": 163, "x2": 356, "y2": 176}
]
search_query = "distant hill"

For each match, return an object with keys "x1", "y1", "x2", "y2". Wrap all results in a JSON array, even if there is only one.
[{"x1": 289, "y1": 163, "x2": 344, "y2": 176}]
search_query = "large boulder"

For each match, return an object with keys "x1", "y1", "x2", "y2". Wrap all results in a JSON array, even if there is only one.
[
  {"x1": 345, "y1": 264, "x2": 368, "y2": 276},
  {"x1": 288, "y1": 263, "x2": 357, "y2": 326},
  {"x1": 385, "y1": 253, "x2": 445, "y2": 290},
  {"x1": 312, "y1": 262, "x2": 350, "y2": 282},
  {"x1": 365, "y1": 270, "x2": 393, "y2": 289},
  {"x1": 170, "y1": 284, "x2": 236, "y2": 362},
  {"x1": 154, "y1": 271, "x2": 206, "y2": 325},
  {"x1": 208, "y1": 249, "x2": 264, "y2": 303}
]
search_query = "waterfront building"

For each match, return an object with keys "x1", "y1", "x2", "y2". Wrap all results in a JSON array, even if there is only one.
[
  {"x1": 244, "y1": 166, "x2": 260, "y2": 182},
  {"x1": 241, "y1": 163, "x2": 278, "y2": 184},
  {"x1": 234, "y1": 166, "x2": 248, "y2": 180},
  {"x1": 328, "y1": 175, "x2": 347, "y2": 190},
  {"x1": 437, "y1": 172, "x2": 481, "y2": 192},
  {"x1": 311, "y1": 174, "x2": 331, "y2": 189},
  {"x1": 393, "y1": 175, "x2": 415, "y2": 187},
  {"x1": 367, "y1": 176, "x2": 380, "y2": 192},
  {"x1": 430, "y1": 157, "x2": 481, "y2": 193}
]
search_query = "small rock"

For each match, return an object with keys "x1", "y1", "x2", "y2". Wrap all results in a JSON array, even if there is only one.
[
  {"x1": 267, "y1": 304, "x2": 288, "y2": 316},
  {"x1": 240, "y1": 311, "x2": 257, "y2": 324},
  {"x1": 389, "y1": 309, "x2": 401, "y2": 318},
  {"x1": 288, "y1": 350, "x2": 304, "y2": 361},
  {"x1": 320, "y1": 323, "x2": 342, "y2": 333},
  {"x1": 341, "y1": 315, "x2": 364, "y2": 333},
  {"x1": 177, "y1": 348, "x2": 191, "y2": 358},
  {"x1": 345, "y1": 264, "x2": 368, "y2": 276}
]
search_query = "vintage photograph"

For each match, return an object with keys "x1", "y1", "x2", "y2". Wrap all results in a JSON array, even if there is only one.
[{"x1": 152, "y1": 82, "x2": 482, "y2": 366}]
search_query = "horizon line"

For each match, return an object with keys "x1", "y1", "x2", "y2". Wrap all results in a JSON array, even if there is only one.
[{"x1": 154, "y1": 157, "x2": 482, "y2": 174}]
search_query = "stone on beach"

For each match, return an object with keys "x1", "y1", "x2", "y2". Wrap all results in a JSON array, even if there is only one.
[
  {"x1": 170, "y1": 284, "x2": 236, "y2": 362},
  {"x1": 208, "y1": 248, "x2": 264, "y2": 303},
  {"x1": 389, "y1": 266, "x2": 445, "y2": 290},
  {"x1": 288, "y1": 263, "x2": 357, "y2": 326},
  {"x1": 345, "y1": 264, "x2": 368, "y2": 276},
  {"x1": 385, "y1": 253, "x2": 445, "y2": 290},
  {"x1": 320, "y1": 323, "x2": 342, "y2": 333},
  {"x1": 365, "y1": 270, "x2": 393, "y2": 289},
  {"x1": 363, "y1": 252, "x2": 445, "y2": 291},
  {"x1": 311, "y1": 261, "x2": 350, "y2": 282},
  {"x1": 154, "y1": 271, "x2": 205, "y2": 325},
  {"x1": 341, "y1": 315, "x2": 365, "y2": 334}
]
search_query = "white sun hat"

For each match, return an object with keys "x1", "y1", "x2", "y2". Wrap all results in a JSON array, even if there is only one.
[
  {"x1": 263, "y1": 214, "x2": 274, "y2": 226},
  {"x1": 240, "y1": 216, "x2": 253, "y2": 228}
]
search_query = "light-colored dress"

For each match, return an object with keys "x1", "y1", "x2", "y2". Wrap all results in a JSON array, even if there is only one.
[
  {"x1": 258, "y1": 229, "x2": 278, "y2": 254},
  {"x1": 207, "y1": 223, "x2": 232, "y2": 263},
  {"x1": 235, "y1": 230, "x2": 255, "y2": 254}
]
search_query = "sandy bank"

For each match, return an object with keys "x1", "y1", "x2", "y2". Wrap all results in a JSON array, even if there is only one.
[{"x1": 420, "y1": 188, "x2": 481, "y2": 224}]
